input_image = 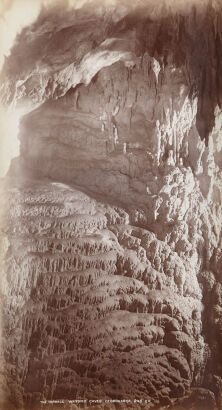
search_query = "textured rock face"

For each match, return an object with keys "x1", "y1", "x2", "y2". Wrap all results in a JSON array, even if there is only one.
[{"x1": 0, "y1": 1, "x2": 222, "y2": 409}]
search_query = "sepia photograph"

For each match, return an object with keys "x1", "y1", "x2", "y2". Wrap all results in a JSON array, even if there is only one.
[{"x1": 0, "y1": 0, "x2": 221, "y2": 409}]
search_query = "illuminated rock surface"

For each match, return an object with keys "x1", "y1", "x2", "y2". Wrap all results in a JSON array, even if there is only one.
[{"x1": 0, "y1": 1, "x2": 222, "y2": 409}]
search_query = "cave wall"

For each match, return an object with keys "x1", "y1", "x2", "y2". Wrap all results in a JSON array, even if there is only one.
[{"x1": 0, "y1": 1, "x2": 222, "y2": 409}]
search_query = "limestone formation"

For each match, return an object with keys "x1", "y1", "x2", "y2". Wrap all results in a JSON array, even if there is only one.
[{"x1": 0, "y1": 1, "x2": 221, "y2": 409}]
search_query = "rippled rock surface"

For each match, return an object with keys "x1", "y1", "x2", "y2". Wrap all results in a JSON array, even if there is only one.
[{"x1": 0, "y1": 1, "x2": 222, "y2": 409}]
